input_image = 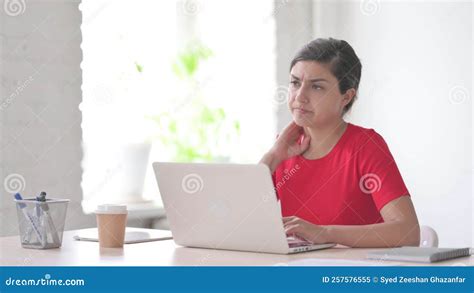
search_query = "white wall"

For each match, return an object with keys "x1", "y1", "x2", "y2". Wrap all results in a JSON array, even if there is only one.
[
  {"x1": 312, "y1": 0, "x2": 472, "y2": 247},
  {"x1": 0, "y1": 0, "x2": 96, "y2": 236}
]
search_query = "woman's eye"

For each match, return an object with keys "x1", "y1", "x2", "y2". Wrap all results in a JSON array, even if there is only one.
[
  {"x1": 290, "y1": 81, "x2": 300, "y2": 87},
  {"x1": 312, "y1": 85, "x2": 323, "y2": 90}
]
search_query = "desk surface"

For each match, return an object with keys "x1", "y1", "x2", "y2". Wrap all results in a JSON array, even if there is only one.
[{"x1": 1, "y1": 228, "x2": 472, "y2": 266}]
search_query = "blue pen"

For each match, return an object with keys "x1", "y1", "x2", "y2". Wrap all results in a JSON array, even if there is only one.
[
  {"x1": 14, "y1": 193, "x2": 33, "y2": 243},
  {"x1": 14, "y1": 193, "x2": 43, "y2": 243}
]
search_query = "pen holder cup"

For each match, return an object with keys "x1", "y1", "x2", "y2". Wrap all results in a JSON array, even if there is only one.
[{"x1": 14, "y1": 198, "x2": 70, "y2": 249}]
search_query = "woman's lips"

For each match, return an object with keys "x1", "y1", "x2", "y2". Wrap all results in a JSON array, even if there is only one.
[{"x1": 293, "y1": 108, "x2": 312, "y2": 114}]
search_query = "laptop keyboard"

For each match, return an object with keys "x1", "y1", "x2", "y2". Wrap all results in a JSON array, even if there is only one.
[{"x1": 287, "y1": 235, "x2": 312, "y2": 248}]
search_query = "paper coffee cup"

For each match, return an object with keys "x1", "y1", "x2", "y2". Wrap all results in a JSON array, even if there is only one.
[{"x1": 95, "y1": 204, "x2": 128, "y2": 248}]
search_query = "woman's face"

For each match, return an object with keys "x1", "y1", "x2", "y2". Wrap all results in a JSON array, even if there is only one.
[{"x1": 288, "y1": 60, "x2": 353, "y2": 128}]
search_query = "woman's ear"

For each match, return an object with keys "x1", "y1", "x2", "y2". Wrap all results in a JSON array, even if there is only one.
[{"x1": 342, "y1": 88, "x2": 356, "y2": 107}]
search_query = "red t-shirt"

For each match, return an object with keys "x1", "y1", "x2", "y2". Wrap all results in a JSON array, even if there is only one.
[{"x1": 272, "y1": 123, "x2": 410, "y2": 225}]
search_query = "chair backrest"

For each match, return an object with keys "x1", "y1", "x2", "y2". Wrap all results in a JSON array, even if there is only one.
[{"x1": 419, "y1": 225, "x2": 438, "y2": 248}]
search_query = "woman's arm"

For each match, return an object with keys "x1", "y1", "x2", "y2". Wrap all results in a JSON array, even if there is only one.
[
  {"x1": 284, "y1": 196, "x2": 420, "y2": 248},
  {"x1": 259, "y1": 152, "x2": 281, "y2": 174},
  {"x1": 325, "y1": 196, "x2": 420, "y2": 247}
]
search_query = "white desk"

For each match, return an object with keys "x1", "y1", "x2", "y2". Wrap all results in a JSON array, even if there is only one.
[{"x1": 1, "y1": 228, "x2": 472, "y2": 266}]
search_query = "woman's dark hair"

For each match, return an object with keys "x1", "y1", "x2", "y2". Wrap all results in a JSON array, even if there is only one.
[{"x1": 290, "y1": 38, "x2": 362, "y2": 115}]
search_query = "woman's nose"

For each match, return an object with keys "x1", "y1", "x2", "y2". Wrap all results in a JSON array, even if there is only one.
[{"x1": 294, "y1": 88, "x2": 308, "y2": 104}]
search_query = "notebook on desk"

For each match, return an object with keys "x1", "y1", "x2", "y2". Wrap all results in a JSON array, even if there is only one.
[
  {"x1": 366, "y1": 247, "x2": 471, "y2": 263},
  {"x1": 73, "y1": 227, "x2": 173, "y2": 244}
]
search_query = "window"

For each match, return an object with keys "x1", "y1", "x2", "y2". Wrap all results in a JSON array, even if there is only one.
[{"x1": 80, "y1": 0, "x2": 276, "y2": 213}]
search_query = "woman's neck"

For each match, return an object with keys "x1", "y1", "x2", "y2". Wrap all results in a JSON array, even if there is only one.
[{"x1": 302, "y1": 120, "x2": 348, "y2": 160}]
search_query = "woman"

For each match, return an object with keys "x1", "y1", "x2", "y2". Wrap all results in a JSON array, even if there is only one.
[{"x1": 260, "y1": 38, "x2": 420, "y2": 248}]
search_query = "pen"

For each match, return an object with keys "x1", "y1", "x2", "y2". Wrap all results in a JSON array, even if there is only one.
[
  {"x1": 36, "y1": 192, "x2": 60, "y2": 245},
  {"x1": 36, "y1": 192, "x2": 47, "y2": 248},
  {"x1": 34, "y1": 193, "x2": 44, "y2": 246},
  {"x1": 14, "y1": 193, "x2": 43, "y2": 243}
]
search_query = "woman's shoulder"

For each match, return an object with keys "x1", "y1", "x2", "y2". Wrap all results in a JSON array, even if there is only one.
[
  {"x1": 347, "y1": 122, "x2": 385, "y2": 145},
  {"x1": 346, "y1": 123, "x2": 392, "y2": 157}
]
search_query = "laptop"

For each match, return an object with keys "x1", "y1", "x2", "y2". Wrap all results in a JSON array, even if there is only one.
[{"x1": 153, "y1": 162, "x2": 335, "y2": 254}]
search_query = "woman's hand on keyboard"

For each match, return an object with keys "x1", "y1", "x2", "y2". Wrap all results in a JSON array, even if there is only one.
[{"x1": 283, "y1": 216, "x2": 330, "y2": 244}]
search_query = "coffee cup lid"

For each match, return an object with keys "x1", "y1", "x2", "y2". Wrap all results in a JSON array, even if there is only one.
[{"x1": 95, "y1": 204, "x2": 128, "y2": 214}]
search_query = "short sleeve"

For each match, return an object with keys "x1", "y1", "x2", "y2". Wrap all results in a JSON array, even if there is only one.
[{"x1": 357, "y1": 129, "x2": 410, "y2": 211}]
